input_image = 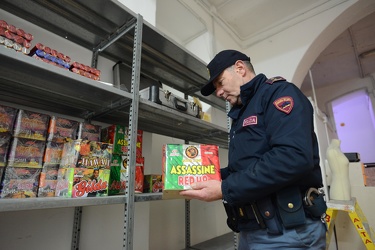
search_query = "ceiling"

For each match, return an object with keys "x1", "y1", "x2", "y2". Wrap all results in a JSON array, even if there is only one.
[{"x1": 157, "y1": 0, "x2": 375, "y2": 94}]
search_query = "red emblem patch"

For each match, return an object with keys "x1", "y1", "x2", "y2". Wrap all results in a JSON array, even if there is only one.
[{"x1": 273, "y1": 96, "x2": 294, "y2": 114}]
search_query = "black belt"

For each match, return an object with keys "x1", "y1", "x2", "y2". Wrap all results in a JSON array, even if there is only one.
[{"x1": 236, "y1": 202, "x2": 266, "y2": 229}]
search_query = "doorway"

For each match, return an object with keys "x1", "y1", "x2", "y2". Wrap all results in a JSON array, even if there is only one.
[{"x1": 331, "y1": 89, "x2": 375, "y2": 164}]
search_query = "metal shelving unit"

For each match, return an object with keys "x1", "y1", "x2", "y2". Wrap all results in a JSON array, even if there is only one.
[{"x1": 0, "y1": 0, "x2": 228, "y2": 249}]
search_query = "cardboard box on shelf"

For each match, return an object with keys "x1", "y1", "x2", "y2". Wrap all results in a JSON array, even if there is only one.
[
  {"x1": 55, "y1": 167, "x2": 110, "y2": 198},
  {"x1": 143, "y1": 174, "x2": 163, "y2": 193},
  {"x1": 59, "y1": 139, "x2": 112, "y2": 169}
]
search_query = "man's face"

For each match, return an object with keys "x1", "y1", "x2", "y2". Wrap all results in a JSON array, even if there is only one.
[
  {"x1": 213, "y1": 67, "x2": 242, "y2": 105},
  {"x1": 93, "y1": 170, "x2": 99, "y2": 178}
]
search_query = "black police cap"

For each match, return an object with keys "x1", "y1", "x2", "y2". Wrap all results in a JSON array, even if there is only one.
[{"x1": 200, "y1": 50, "x2": 250, "y2": 96}]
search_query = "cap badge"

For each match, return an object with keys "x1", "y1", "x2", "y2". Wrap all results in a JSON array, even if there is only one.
[{"x1": 273, "y1": 96, "x2": 294, "y2": 114}]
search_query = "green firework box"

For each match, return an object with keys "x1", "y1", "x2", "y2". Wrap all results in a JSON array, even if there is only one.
[
  {"x1": 108, "y1": 155, "x2": 144, "y2": 195},
  {"x1": 162, "y1": 144, "x2": 221, "y2": 199},
  {"x1": 101, "y1": 124, "x2": 143, "y2": 157}
]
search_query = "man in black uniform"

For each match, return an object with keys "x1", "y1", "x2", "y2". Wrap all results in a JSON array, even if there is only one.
[{"x1": 180, "y1": 50, "x2": 327, "y2": 249}]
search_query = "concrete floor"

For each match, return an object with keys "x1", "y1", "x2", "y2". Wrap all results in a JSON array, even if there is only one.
[{"x1": 185, "y1": 232, "x2": 236, "y2": 250}]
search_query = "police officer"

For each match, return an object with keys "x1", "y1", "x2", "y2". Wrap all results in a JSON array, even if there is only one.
[{"x1": 180, "y1": 50, "x2": 327, "y2": 249}]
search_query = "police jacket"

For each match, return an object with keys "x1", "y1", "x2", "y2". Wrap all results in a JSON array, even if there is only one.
[{"x1": 221, "y1": 73, "x2": 323, "y2": 206}]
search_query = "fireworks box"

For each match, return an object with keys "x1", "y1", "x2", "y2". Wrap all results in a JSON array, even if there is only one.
[
  {"x1": 43, "y1": 141, "x2": 64, "y2": 166},
  {"x1": 37, "y1": 164, "x2": 59, "y2": 197},
  {"x1": 77, "y1": 122, "x2": 101, "y2": 141},
  {"x1": 7, "y1": 137, "x2": 46, "y2": 168},
  {"x1": 0, "y1": 167, "x2": 41, "y2": 198},
  {"x1": 0, "y1": 104, "x2": 18, "y2": 133},
  {"x1": 13, "y1": 109, "x2": 50, "y2": 141},
  {"x1": 143, "y1": 174, "x2": 163, "y2": 193},
  {"x1": 47, "y1": 116, "x2": 79, "y2": 143},
  {"x1": 59, "y1": 139, "x2": 112, "y2": 169},
  {"x1": 139, "y1": 86, "x2": 201, "y2": 118},
  {"x1": 0, "y1": 133, "x2": 12, "y2": 167},
  {"x1": 162, "y1": 144, "x2": 221, "y2": 199},
  {"x1": 108, "y1": 155, "x2": 144, "y2": 195},
  {"x1": 101, "y1": 124, "x2": 143, "y2": 157},
  {"x1": 55, "y1": 167, "x2": 110, "y2": 198}
]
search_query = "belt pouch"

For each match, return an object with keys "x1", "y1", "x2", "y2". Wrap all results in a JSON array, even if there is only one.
[
  {"x1": 276, "y1": 186, "x2": 306, "y2": 228},
  {"x1": 257, "y1": 198, "x2": 283, "y2": 235}
]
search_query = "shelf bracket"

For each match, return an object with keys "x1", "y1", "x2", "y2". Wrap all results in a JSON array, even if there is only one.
[{"x1": 91, "y1": 17, "x2": 137, "y2": 68}]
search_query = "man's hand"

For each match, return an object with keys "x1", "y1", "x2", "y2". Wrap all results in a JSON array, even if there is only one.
[{"x1": 179, "y1": 180, "x2": 222, "y2": 202}]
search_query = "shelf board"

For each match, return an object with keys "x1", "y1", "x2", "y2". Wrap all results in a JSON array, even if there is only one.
[
  {"x1": 0, "y1": 193, "x2": 163, "y2": 212},
  {"x1": 135, "y1": 193, "x2": 163, "y2": 202},
  {"x1": 96, "y1": 98, "x2": 229, "y2": 148},
  {"x1": 0, "y1": 46, "x2": 132, "y2": 118},
  {"x1": 0, "y1": 196, "x2": 127, "y2": 212}
]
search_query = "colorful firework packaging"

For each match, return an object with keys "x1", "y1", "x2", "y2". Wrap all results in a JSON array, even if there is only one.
[
  {"x1": 78, "y1": 123, "x2": 101, "y2": 142},
  {"x1": 101, "y1": 124, "x2": 143, "y2": 157},
  {"x1": 54, "y1": 167, "x2": 110, "y2": 198},
  {"x1": 0, "y1": 104, "x2": 18, "y2": 133},
  {"x1": 47, "y1": 116, "x2": 79, "y2": 143},
  {"x1": 0, "y1": 167, "x2": 41, "y2": 198},
  {"x1": 108, "y1": 155, "x2": 144, "y2": 195},
  {"x1": 7, "y1": 138, "x2": 46, "y2": 168},
  {"x1": 162, "y1": 144, "x2": 221, "y2": 199},
  {"x1": 13, "y1": 110, "x2": 50, "y2": 141},
  {"x1": 59, "y1": 140, "x2": 112, "y2": 169}
]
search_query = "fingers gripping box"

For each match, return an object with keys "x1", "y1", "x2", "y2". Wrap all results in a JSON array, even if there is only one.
[{"x1": 162, "y1": 144, "x2": 221, "y2": 199}]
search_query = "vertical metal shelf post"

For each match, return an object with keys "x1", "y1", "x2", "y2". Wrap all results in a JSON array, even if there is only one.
[
  {"x1": 67, "y1": 12, "x2": 142, "y2": 250},
  {"x1": 71, "y1": 207, "x2": 82, "y2": 250},
  {"x1": 123, "y1": 13, "x2": 143, "y2": 250}
]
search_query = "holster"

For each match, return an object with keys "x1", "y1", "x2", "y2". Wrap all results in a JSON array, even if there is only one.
[
  {"x1": 276, "y1": 186, "x2": 306, "y2": 228},
  {"x1": 223, "y1": 202, "x2": 240, "y2": 233}
]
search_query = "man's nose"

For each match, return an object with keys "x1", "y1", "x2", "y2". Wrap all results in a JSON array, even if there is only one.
[{"x1": 215, "y1": 87, "x2": 223, "y2": 98}]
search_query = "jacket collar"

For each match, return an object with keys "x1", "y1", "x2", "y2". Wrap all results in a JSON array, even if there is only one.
[{"x1": 228, "y1": 73, "x2": 267, "y2": 120}]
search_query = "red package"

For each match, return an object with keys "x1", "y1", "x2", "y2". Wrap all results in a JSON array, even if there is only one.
[
  {"x1": 24, "y1": 33, "x2": 33, "y2": 41},
  {"x1": 0, "y1": 20, "x2": 8, "y2": 28},
  {"x1": 7, "y1": 24, "x2": 16, "y2": 33}
]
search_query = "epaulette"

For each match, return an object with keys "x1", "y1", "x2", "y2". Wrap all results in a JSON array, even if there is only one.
[{"x1": 265, "y1": 76, "x2": 286, "y2": 84}]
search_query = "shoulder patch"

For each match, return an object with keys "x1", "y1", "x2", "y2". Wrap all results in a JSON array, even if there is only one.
[
  {"x1": 273, "y1": 96, "x2": 294, "y2": 114},
  {"x1": 266, "y1": 76, "x2": 286, "y2": 84}
]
